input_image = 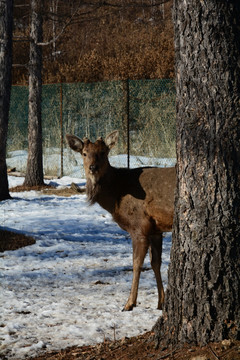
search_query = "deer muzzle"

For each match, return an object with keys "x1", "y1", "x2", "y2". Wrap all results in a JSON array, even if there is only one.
[{"x1": 89, "y1": 164, "x2": 99, "y2": 174}]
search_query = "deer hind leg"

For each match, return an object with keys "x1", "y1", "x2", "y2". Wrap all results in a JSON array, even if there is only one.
[
  {"x1": 149, "y1": 232, "x2": 164, "y2": 310},
  {"x1": 123, "y1": 236, "x2": 149, "y2": 311}
]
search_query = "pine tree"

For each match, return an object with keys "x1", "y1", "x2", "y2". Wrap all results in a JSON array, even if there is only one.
[
  {"x1": 24, "y1": 0, "x2": 44, "y2": 187},
  {"x1": 0, "y1": 0, "x2": 13, "y2": 200},
  {"x1": 154, "y1": 0, "x2": 240, "y2": 346}
]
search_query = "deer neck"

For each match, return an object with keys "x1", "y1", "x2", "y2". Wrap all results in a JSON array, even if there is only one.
[{"x1": 86, "y1": 165, "x2": 118, "y2": 212}]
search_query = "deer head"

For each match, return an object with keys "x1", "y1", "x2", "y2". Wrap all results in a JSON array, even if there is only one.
[{"x1": 66, "y1": 130, "x2": 119, "y2": 182}]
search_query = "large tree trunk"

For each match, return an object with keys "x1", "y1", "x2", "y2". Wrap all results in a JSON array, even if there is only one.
[
  {"x1": 24, "y1": 0, "x2": 44, "y2": 187},
  {"x1": 0, "y1": 0, "x2": 13, "y2": 200},
  {"x1": 154, "y1": 0, "x2": 240, "y2": 346}
]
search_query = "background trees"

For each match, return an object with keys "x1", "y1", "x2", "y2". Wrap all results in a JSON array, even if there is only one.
[
  {"x1": 23, "y1": 0, "x2": 44, "y2": 187},
  {"x1": 14, "y1": 0, "x2": 173, "y2": 186},
  {"x1": 0, "y1": 0, "x2": 13, "y2": 200},
  {"x1": 12, "y1": 0, "x2": 174, "y2": 85},
  {"x1": 154, "y1": 0, "x2": 240, "y2": 346}
]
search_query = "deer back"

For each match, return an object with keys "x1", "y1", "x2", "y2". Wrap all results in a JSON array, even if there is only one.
[{"x1": 66, "y1": 131, "x2": 175, "y2": 234}]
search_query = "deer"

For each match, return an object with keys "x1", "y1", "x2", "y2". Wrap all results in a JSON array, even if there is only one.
[{"x1": 66, "y1": 131, "x2": 176, "y2": 311}]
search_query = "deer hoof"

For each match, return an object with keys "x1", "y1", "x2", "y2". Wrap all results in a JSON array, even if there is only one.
[{"x1": 122, "y1": 303, "x2": 136, "y2": 311}]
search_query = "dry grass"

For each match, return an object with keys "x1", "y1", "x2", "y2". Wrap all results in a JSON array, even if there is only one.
[
  {"x1": 28, "y1": 332, "x2": 240, "y2": 360},
  {"x1": 0, "y1": 229, "x2": 35, "y2": 252},
  {"x1": 9, "y1": 183, "x2": 85, "y2": 197},
  {"x1": 9, "y1": 184, "x2": 54, "y2": 192}
]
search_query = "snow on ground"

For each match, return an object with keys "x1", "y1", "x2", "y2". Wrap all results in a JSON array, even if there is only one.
[{"x1": 0, "y1": 159, "x2": 173, "y2": 359}]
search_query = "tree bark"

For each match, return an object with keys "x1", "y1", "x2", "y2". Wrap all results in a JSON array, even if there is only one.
[
  {"x1": 24, "y1": 0, "x2": 44, "y2": 187},
  {"x1": 0, "y1": 0, "x2": 13, "y2": 200},
  {"x1": 154, "y1": 0, "x2": 240, "y2": 346}
]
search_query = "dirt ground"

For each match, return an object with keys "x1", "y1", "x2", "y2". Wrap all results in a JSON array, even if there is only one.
[{"x1": 1, "y1": 184, "x2": 240, "y2": 360}]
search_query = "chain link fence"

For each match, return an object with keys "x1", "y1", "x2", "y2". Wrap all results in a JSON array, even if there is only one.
[{"x1": 7, "y1": 79, "x2": 176, "y2": 178}]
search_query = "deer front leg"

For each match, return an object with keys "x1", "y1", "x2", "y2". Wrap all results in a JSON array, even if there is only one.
[
  {"x1": 149, "y1": 233, "x2": 164, "y2": 310},
  {"x1": 123, "y1": 236, "x2": 148, "y2": 311}
]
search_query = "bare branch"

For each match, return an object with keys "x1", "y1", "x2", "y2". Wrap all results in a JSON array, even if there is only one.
[
  {"x1": 14, "y1": 4, "x2": 30, "y2": 8},
  {"x1": 36, "y1": 0, "x2": 170, "y2": 45},
  {"x1": 13, "y1": 37, "x2": 30, "y2": 42},
  {"x1": 12, "y1": 63, "x2": 28, "y2": 68},
  {"x1": 81, "y1": 0, "x2": 170, "y2": 8},
  {"x1": 37, "y1": 5, "x2": 80, "y2": 46}
]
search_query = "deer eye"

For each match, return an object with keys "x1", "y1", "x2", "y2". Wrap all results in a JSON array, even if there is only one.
[{"x1": 83, "y1": 152, "x2": 87, "y2": 157}]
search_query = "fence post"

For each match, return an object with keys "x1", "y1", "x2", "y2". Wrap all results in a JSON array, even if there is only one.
[
  {"x1": 123, "y1": 79, "x2": 130, "y2": 168},
  {"x1": 60, "y1": 83, "x2": 63, "y2": 178}
]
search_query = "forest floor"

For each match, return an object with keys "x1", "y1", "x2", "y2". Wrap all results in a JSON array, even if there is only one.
[{"x1": 1, "y1": 186, "x2": 240, "y2": 360}]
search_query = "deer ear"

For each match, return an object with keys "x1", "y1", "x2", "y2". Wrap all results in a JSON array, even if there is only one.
[
  {"x1": 105, "y1": 130, "x2": 119, "y2": 149},
  {"x1": 66, "y1": 134, "x2": 84, "y2": 153}
]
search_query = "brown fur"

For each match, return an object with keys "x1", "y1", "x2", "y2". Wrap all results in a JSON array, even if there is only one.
[
  {"x1": 86, "y1": 178, "x2": 102, "y2": 205},
  {"x1": 66, "y1": 131, "x2": 176, "y2": 310}
]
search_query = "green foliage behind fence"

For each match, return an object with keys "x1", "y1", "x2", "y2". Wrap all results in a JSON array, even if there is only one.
[{"x1": 7, "y1": 79, "x2": 176, "y2": 177}]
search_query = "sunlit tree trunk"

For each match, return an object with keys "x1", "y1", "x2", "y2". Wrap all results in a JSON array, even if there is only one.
[
  {"x1": 154, "y1": 0, "x2": 240, "y2": 346},
  {"x1": 24, "y1": 0, "x2": 44, "y2": 186},
  {"x1": 0, "y1": 0, "x2": 13, "y2": 200}
]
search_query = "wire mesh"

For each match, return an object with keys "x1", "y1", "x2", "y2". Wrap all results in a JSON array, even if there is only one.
[{"x1": 7, "y1": 79, "x2": 176, "y2": 177}]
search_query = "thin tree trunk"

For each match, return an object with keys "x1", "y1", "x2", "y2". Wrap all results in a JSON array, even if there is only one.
[
  {"x1": 24, "y1": 0, "x2": 44, "y2": 187},
  {"x1": 154, "y1": 0, "x2": 240, "y2": 346},
  {"x1": 0, "y1": 0, "x2": 13, "y2": 200}
]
